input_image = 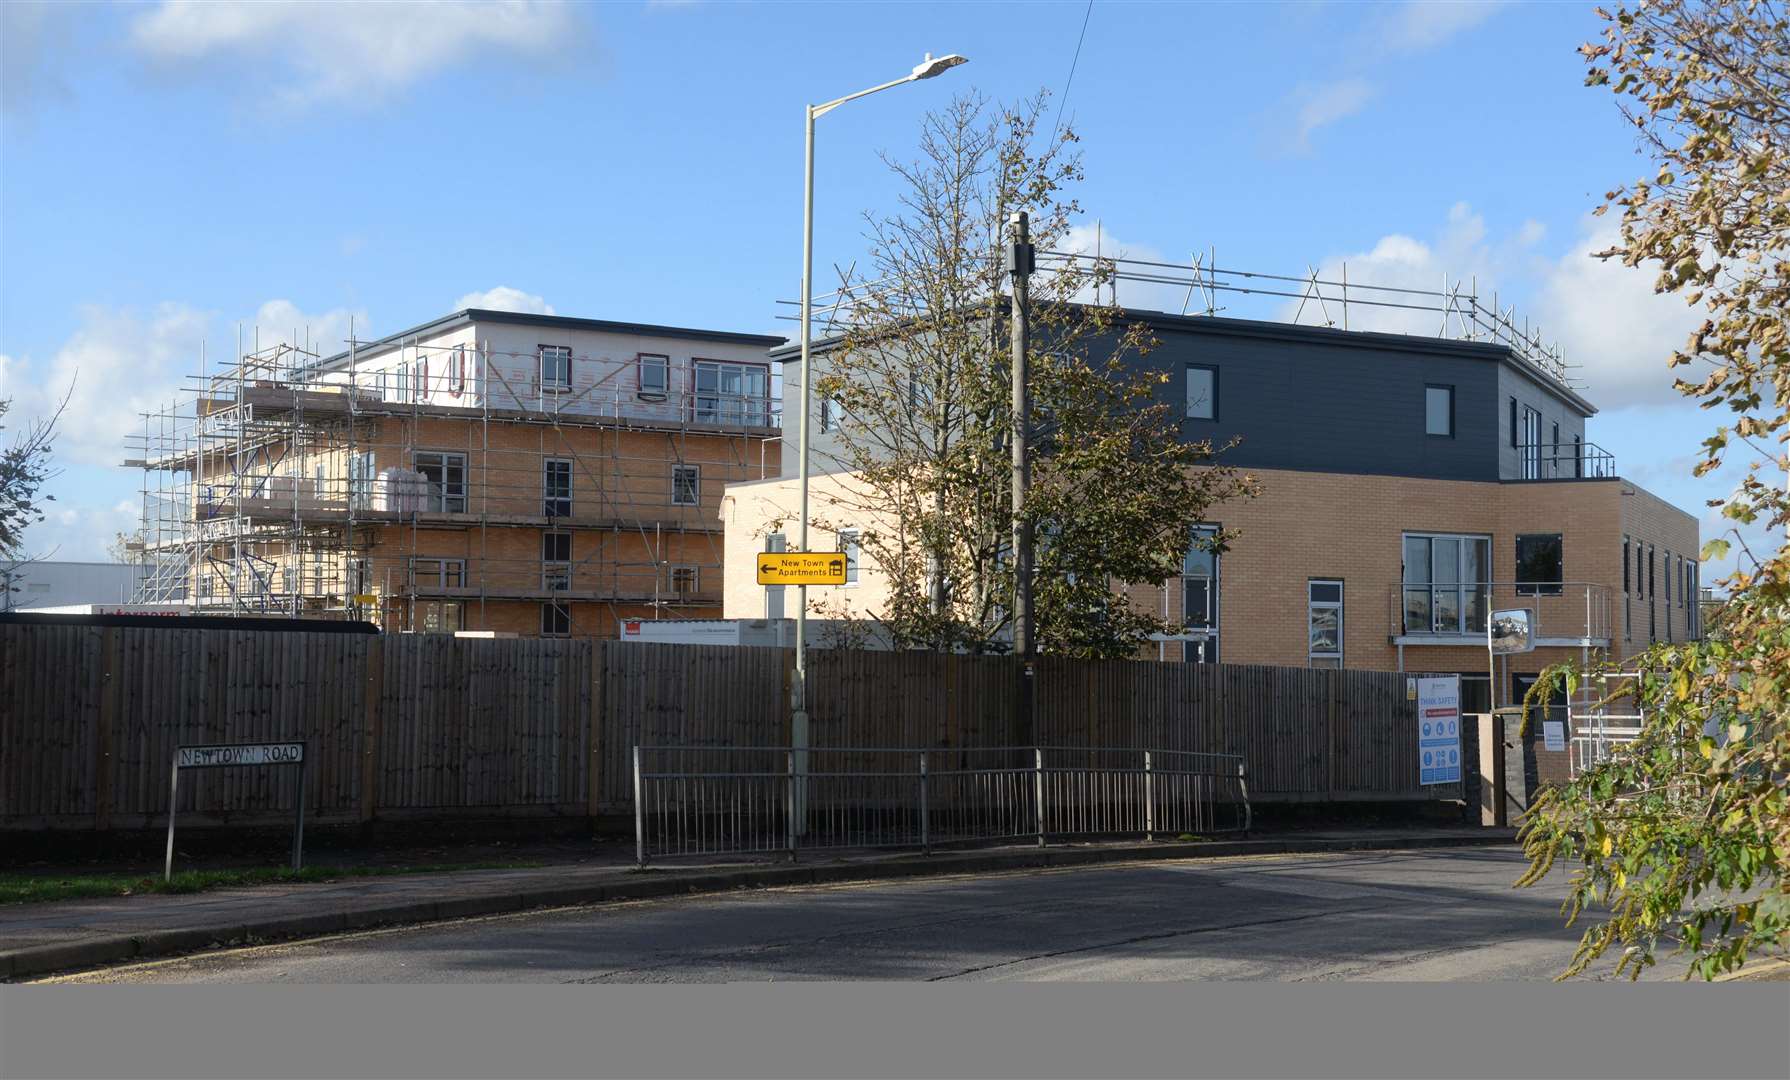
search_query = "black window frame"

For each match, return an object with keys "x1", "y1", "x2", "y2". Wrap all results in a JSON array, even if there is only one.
[
  {"x1": 1424, "y1": 384, "x2": 1455, "y2": 437},
  {"x1": 1185, "y1": 364, "x2": 1218, "y2": 422},
  {"x1": 540, "y1": 601, "x2": 571, "y2": 637},
  {"x1": 543, "y1": 458, "x2": 572, "y2": 518},
  {"x1": 671, "y1": 464, "x2": 701, "y2": 507},
  {"x1": 1307, "y1": 578, "x2": 1344, "y2": 667},
  {"x1": 1515, "y1": 533, "x2": 1564, "y2": 597}
]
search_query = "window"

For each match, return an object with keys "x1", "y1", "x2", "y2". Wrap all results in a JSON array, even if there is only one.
[
  {"x1": 541, "y1": 602, "x2": 571, "y2": 636},
  {"x1": 1664, "y1": 550, "x2": 1672, "y2": 605},
  {"x1": 1623, "y1": 536, "x2": 1632, "y2": 640},
  {"x1": 693, "y1": 359, "x2": 769, "y2": 425},
  {"x1": 536, "y1": 346, "x2": 570, "y2": 391},
  {"x1": 1308, "y1": 580, "x2": 1343, "y2": 667},
  {"x1": 418, "y1": 601, "x2": 463, "y2": 633},
  {"x1": 672, "y1": 465, "x2": 701, "y2": 507},
  {"x1": 1186, "y1": 365, "x2": 1217, "y2": 421},
  {"x1": 819, "y1": 395, "x2": 837, "y2": 434},
  {"x1": 543, "y1": 531, "x2": 571, "y2": 591},
  {"x1": 414, "y1": 452, "x2": 467, "y2": 513},
  {"x1": 1509, "y1": 397, "x2": 1518, "y2": 449},
  {"x1": 1573, "y1": 434, "x2": 1583, "y2": 478},
  {"x1": 539, "y1": 345, "x2": 572, "y2": 391},
  {"x1": 1521, "y1": 406, "x2": 1543, "y2": 478},
  {"x1": 409, "y1": 558, "x2": 466, "y2": 589},
  {"x1": 350, "y1": 453, "x2": 376, "y2": 510},
  {"x1": 668, "y1": 566, "x2": 699, "y2": 595},
  {"x1": 396, "y1": 363, "x2": 410, "y2": 403},
  {"x1": 1515, "y1": 533, "x2": 1563, "y2": 596},
  {"x1": 838, "y1": 529, "x2": 860, "y2": 586},
  {"x1": 1182, "y1": 525, "x2": 1220, "y2": 662},
  {"x1": 1551, "y1": 422, "x2": 1561, "y2": 475},
  {"x1": 1424, "y1": 385, "x2": 1453, "y2": 436},
  {"x1": 416, "y1": 356, "x2": 429, "y2": 400},
  {"x1": 637, "y1": 353, "x2": 669, "y2": 397},
  {"x1": 1648, "y1": 545, "x2": 1656, "y2": 597},
  {"x1": 447, "y1": 346, "x2": 466, "y2": 395},
  {"x1": 543, "y1": 459, "x2": 572, "y2": 518},
  {"x1": 1402, "y1": 533, "x2": 1491, "y2": 635}
]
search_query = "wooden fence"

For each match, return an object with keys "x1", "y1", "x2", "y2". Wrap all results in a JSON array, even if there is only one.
[{"x1": 0, "y1": 625, "x2": 1453, "y2": 833}]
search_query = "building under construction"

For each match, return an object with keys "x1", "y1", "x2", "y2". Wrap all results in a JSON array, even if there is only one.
[{"x1": 128, "y1": 308, "x2": 784, "y2": 637}]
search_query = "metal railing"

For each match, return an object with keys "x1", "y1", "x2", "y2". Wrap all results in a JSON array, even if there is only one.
[
  {"x1": 631, "y1": 745, "x2": 1250, "y2": 865},
  {"x1": 1568, "y1": 716, "x2": 1645, "y2": 780},
  {"x1": 1514, "y1": 441, "x2": 1617, "y2": 480},
  {"x1": 1388, "y1": 581, "x2": 1612, "y2": 643}
]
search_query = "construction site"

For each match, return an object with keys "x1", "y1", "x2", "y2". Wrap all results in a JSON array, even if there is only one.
[{"x1": 125, "y1": 308, "x2": 785, "y2": 637}]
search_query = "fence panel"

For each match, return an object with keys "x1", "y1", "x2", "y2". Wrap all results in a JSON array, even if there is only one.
[{"x1": 2, "y1": 625, "x2": 1443, "y2": 832}]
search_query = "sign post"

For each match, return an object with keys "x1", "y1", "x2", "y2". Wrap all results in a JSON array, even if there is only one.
[
  {"x1": 1417, "y1": 675, "x2": 1463, "y2": 786},
  {"x1": 756, "y1": 551, "x2": 848, "y2": 587},
  {"x1": 165, "y1": 742, "x2": 307, "y2": 882}
]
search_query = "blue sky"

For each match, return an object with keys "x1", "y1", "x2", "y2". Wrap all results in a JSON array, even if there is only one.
[{"x1": 0, "y1": 0, "x2": 1769, "y2": 581}]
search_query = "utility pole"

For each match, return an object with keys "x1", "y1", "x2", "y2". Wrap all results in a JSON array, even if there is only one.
[
  {"x1": 1008, "y1": 211, "x2": 1036, "y2": 740},
  {"x1": 1008, "y1": 212, "x2": 1035, "y2": 656}
]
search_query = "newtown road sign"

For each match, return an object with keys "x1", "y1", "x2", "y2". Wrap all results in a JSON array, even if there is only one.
[
  {"x1": 756, "y1": 551, "x2": 848, "y2": 586},
  {"x1": 175, "y1": 743, "x2": 304, "y2": 768}
]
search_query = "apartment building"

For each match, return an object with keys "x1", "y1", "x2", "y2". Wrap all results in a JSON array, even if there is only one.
[
  {"x1": 131, "y1": 308, "x2": 783, "y2": 638},
  {"x1": 721, "y1": 306, "x2": 1698, "y2": 713}
]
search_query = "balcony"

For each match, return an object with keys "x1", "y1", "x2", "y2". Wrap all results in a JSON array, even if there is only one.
[
  {"x1": 1513, "y1": 441, "x2": 1616, "y2": 481},
  {"x1": 1387, "y1": 582, "x2": 1612, "y2": 647}
]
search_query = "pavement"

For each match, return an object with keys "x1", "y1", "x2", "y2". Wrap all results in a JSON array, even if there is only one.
[
  {"x1": 25, "y1": 846, "x2": 1723, "y2": 984},
  {"x1": 1, "y1": 826, "x2": 1514, "y2": 981}
]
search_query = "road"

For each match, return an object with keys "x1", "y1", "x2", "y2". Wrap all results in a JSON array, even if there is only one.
[{"x1": 39, "y1": 848, "x2": 1677, "y2": 983}]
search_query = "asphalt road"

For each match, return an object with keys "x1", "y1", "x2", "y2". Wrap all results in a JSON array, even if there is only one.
[{"x1": 39, "y1": 847, "x2": 1678, "y2": 983}]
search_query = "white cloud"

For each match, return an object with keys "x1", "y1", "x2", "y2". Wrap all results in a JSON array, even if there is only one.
[
  {"x1": 454, "y1": 286, "x2": 556, "y2": 315},
  {"x1": 1531, "y1": 218, "x2": 1704, "y2": 410},
  {"x1": 127, "y1": 1, "x2": 587, "y2": 109},
  {"x1": 1283, "y1": 78, "x2": 1376, "y2": 155},
  {"x1": 11, "y1": 497, "x2": 143, "y2": 563},
  {"x1": 0, "y1": 300, "x2": 368, "y2": 470},
  {"x1": 1380, "y1": 0, "x2": 1505, "y2": 52}
]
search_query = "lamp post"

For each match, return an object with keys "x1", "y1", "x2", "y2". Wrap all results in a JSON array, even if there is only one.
[{"x1": 791, "y1": 52, "x2": 967, "y2": 778}]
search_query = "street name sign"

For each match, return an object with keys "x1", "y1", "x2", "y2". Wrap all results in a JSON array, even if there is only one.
[
  {"x1": 756, "y1": 552, "x2": 848, "y2": 586},
  {"x1": 166, "y1": 741, "x2": 308, "y2": 881},
  {"x1": 176, "y1": 743, "x2": 304, "y2": 768},
  {"x1": 1417, "y1": 675, "x2": 1463, "y2": 786}
]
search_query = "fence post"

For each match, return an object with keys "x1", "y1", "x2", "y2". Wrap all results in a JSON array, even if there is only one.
[
  {"x1": 919, "y1": 750, "x2": 930, "y2": 855},
  {"x1": 163, "y1": 755, "x2": 180, "y2": 883},
  {"x1": 1143, "y1": 750, "x2": 1154, "y2": 841},
  {"x1": 1237, "y1": 760, "x2": 1252, "y2": 833},
  {"x1": 1034, "y1": 747, "x2": 1046, "y2": 848},
  {"x1": 786, "y1": 749, "x2": 798, "y2": 861},
  {"x1": 632, "y1": 745, "x2": 646, "y2": 867}
]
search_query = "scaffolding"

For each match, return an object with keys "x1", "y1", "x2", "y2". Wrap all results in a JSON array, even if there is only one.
[
  {"x1": 125, "y1": 325, "x2": 782, "y2": 635},
  {"x1": 782, "y1": 243, "x2": 1581, "y2": 393}
]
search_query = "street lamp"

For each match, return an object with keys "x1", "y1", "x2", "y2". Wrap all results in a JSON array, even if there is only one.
[{"x1": 792, "y1": 52, "x2": 967, "y2": 762}]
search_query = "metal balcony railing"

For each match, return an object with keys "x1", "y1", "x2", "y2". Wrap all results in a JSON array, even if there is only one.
[
  {"x1": 1388, "y1": 581, "x2": 1613, "y2": 643},
  {"x1": 1514, "y1": 441, "x2": 1616, "y2": 480}
]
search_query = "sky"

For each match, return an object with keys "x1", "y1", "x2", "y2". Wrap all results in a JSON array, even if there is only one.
[{"x1": 0, "y1": 0, "x2": 1773, "y2": 583}]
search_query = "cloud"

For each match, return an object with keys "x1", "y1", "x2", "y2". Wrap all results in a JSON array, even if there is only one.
[
  {"x1": 127, "y1": 1, "x2": 587, "y2": 110},
  {"x1": 10, "y1": 496, "x2": 143, "y2": 564},
  {"x1": 1282, "y1": 78, "x2": 1376, "y2": 155},
  {"x1": 454, "y1": 286, "x2": 556, "y2": 315},
  {"x1": 1, "y1": 1, "x2": 79, "y2": 118},
  {"x1": 0, "y1": 300, "x2": 368, "y2": 470},
  {"x1": 1531, "y1": 218, "x2": 1704, "y2": 410},
  {"x1": 1379, "y1": 0, "x2": 1505, "y2": 52}
]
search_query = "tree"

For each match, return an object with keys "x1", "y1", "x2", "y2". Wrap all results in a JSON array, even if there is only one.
[
  {"x1": 0, "y1": 394, "x2": 64, "y2": 559},
  {"x1": 1515, "y1": 0, "x2": 1789, "y2": 980},
  {"x1": 804, "y1": 92, "x2": 1255, "y2": 657}
]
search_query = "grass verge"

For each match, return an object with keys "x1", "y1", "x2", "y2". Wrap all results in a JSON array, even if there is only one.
[{"x1": 0, "y1": 862, "x2": 542, "y2": 905}]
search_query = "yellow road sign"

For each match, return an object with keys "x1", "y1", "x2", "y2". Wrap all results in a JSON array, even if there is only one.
[{"x1": 756, "y1": 551, "x2": 848, "y2": 586}]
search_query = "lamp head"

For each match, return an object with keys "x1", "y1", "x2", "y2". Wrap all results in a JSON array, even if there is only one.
[{"x1": 911, "y1": 53, "x2": 969, "y2": 80}]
